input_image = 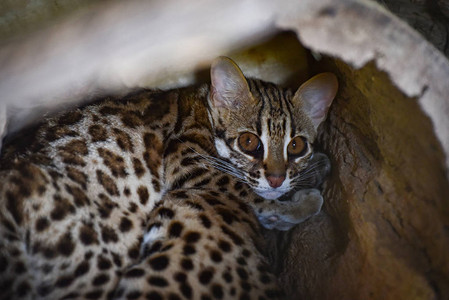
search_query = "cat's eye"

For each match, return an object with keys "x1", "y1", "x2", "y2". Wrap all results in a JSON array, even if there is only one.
[
  {"x1": 238, "y1": 132, "x2": 262, "y2": 156},
  {"x1": 287, "y1": 136, "x2": 307, "y2": 157}
]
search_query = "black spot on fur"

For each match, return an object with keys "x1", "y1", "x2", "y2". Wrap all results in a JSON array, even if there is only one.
[
  {"x1": 180, "y1": 156, "x2": 199, "y2": 167},
  {"x1": 180, "y1": 282, "x2": 193, "y2": 299},
  {"x1": 132, "y1": 158, "x2": 146, "y2": 178},
  {"x1": 92, "y1": 274, "x2": 109, "y2": 286},
  {"x1": 169, "y1": 221, "x2": 184, "y2": 238},
  {"x1": 57, "y1": 232, "x2": 76, "y2": 256},
  {"x1": 146, "y1": 291, "x2": 163, "y2": 300},
  {"x1": 242, "y1": 249, "x2": 251, "y2": 257},
  {"x1": 186, "y1": 201, "x2": 204, "y2": 211},
  {"x1": 121, "y1": 112, "x2": 141, "y2": 128},
  {"x1": 158, "y1": 207, "x2": 175, "y2": 219},
  {"x1": 79, "y1": 224, "x2": 99, "y2": 245},
  {"x1": 221, "y1": 226, "x2": 244, "y2": 245},
  {"x1": 171, "y1": 168, "x2": 208, "y2": 189},
  {"x1": 58, "y1": 139, "x2": 88, "y2": 166},
  {"x1": 183, "y1": 245, "x2": 196, "y2": 256},
  {"x1": 216, "y1": 208, "x2": 235, "y2": 225},
  {"x1": 216, "y1": 176, "x2": 230, "y2": 186},
  {"x1": 35, "y1": 217, "x2": 50, "y2": 232},
  {"x1": 112, "y1": 252, "x2": 122, "y2": 267},
  {"x1": 222, "y1": 272, "x2": 233, "y2": 283},
  {"x1": 97, "y1": 193, "x2": 117, "y2": 219},
  {"x1": 168, "y1": 293, "x2": 182, "y2": 300},
  {"x1": 58, "y1": 110, "x2": 83, "y2": 126},
  {"x1": 66, "y1": 166, "x2": 88, "y2": 189},
  {"x1": 210, "y1": 250, "x2": 223, "y2": 263},
  {"x1": 5, "y1": 191, "x2": 22, "y2": 225},
  {"x1": 199, "y1": 270, "x2": 214, "y2": 285},
  {"x1": 128, "y1": 245, "x2": 140, "y2": 259},
  {"x1": 211, "y1": 284, "x2": 224, "y2": 299},
  {"x1": 126, "y1": 290, "x2": 142, "y2": 299},
  {"x1": 173, "y1": 191, "x2": 189, "y2": 199},
  {"x1": 184, "y1": 231, "x2": 201, "y2": 243},
  {"x1": 148, "y1": 255, "x2": 169, "y2": 271},
  {"x1": 97, "y1": 148, "x2": 128, "y2": 178},
  {"x1": 125, "y1": 268, "x2": 145, "y2": 278},
  {"x1": 152, "y1": 179, "x2": 161, "y2": 193},
  {"x1": 96, "y1": 170, "x2": 120, "y2": 196},
  {"x1": 50, "y1": 202, "x2": 70, "y2": 221},
  {"x1": 137, "y1": 186, "x2": 149, "y2": 205},
  {"x1": 74, "y1": 261, "x2": 90, "y2": 277},
  {"x1": 88, "y1": 124, "x2": 108, "y2": 142},
  {"x1": 237, "y1": 257, "x2": 247, "y2": 266},
  {"x1": 144, "y1": 240, "x2": 162, "y2": 256},
  {"x1": 119, "y1": 217, "x2": 133, "y2": 232},
  {"x1": 97, "y1": 256, "x2": 112, "y2": 270},
  {"x1": 148, "y1": 276, "x2": 168, "y2": 287},
  {"x1": 99, "y1": 106, "x2": 120, "y2": 116},
  {"x1": 65, "y1": 184, "x2": 90, "y2": 207},
  {"x1": 101, "y1": 225, "x2": 118, "y2": 243},
  {"x1": 237, "y1": 267, "x2": 249, "y2": 280},
  {"x1": 14, "y1": 262, "x2": 26, "y2": 274},
  {"x1": 174, "y1": 272, "x2": 187, "y2": 283},
  {"x1": 202, "y1": 194, "x2": 224, "y2": 206},
  {"x1": 218, "y1": 240, "x2": 232, "y2": 253},
  {"x1": 239, "y1": 190, "x2": 248, "y2": 197},
  {"x1": 0, "y1": 255, "x2": 8, "y2": 273},
  {"x1": 180, "y1": 258, "x2": 194, "y2": 271},
  {"x1": 85, "y1": 290, "x2": 103, "y2": 299},
  {"x1": 113, "y1": 128, "x2": 134, "y2": 152},
  {"x1": 199, "y1": 214, "x2": 212, "y2": 229}
]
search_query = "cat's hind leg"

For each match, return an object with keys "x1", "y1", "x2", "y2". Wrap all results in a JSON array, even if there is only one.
[{"x1": 256, "y1": 188, "x2": 324, "y2": 231}]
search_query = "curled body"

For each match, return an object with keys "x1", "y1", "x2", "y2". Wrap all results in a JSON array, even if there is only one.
[{"x1": 0, "y1": 57, "x2": 337, "y2": 299}]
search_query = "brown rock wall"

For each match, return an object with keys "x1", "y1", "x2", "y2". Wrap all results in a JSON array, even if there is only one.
[{"x1": 280, "y1": 59, "x2": 449, "y2": 299}]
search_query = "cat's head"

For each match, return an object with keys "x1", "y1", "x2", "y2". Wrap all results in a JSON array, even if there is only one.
[{"x1": 207, "y1": 56, "x2": 337, "y2": 200}]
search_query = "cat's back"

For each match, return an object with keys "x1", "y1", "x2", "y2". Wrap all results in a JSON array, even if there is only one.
[{"x1": 0, "y1": 87, "x2": 186, "y2": 299}]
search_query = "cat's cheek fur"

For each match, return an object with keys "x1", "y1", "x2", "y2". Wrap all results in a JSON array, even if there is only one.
[{"x1": 214, "y1": 139, "x2": 231, "y2": 159}]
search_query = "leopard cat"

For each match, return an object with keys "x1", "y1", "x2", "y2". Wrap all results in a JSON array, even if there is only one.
[{"x1": 0, "y1": 56, "x2": 337, "y2": 299}]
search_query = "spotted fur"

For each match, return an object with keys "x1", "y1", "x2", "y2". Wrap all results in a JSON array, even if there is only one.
[{"x1": 0, "y1": 57, "x2": 336, "y2": 299}]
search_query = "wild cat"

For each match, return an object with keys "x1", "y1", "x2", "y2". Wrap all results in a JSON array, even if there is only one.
[{"x1": 0, "y1": 56, "x2": 337, "y2": 299}]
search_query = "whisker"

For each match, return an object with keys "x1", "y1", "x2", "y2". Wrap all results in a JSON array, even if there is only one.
[{"x1": 174, "y1": 136, "x2": 249, "y2": 182}]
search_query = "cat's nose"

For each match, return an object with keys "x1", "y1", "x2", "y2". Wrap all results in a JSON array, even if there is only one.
[{"x1": 266, "y1": 175, "x2": 285, "y2": 188}]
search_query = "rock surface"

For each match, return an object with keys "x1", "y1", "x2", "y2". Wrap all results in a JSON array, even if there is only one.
[{"x1": 278, "y1": 59, "x2": 449, "y2": 299}]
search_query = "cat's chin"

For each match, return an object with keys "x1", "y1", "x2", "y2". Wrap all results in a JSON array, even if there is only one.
[{"x1": 254, "y1": 189, "x2": 286, "y2": 200}]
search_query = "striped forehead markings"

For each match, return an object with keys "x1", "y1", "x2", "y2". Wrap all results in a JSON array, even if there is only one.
[{"x1": 283, "y1": 94, "x2": 296, "y2": 137}]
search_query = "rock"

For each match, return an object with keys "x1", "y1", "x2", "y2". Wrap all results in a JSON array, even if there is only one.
[{"x1": 279, "y1": 60, "x2": 449, "y2": 299}]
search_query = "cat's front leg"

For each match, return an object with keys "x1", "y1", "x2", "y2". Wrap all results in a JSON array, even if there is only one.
[
  {"x1": 256, "y1": 189, "x2": 323, "y2": 231},
  {"x1": 254, "y1": 152, "x2": 330, "y2": 231}
]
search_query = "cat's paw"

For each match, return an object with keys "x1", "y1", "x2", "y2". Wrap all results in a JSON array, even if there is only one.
[{"x1": 256, "y1": 189, "x2": 323, "y2": 231}]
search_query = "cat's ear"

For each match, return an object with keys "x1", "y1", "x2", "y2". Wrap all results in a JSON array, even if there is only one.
[
  {"x1": 210, "y1": 56, "x2": 252, "y2": 108},
  {"x1": 293, "y1": 73, "x2": 338, "y2": 129}
]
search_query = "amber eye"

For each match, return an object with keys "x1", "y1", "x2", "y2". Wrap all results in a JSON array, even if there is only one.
[
  {"x1": 287, "y1": 136, "x2": 307, "y2": 157},
  {"x1": 238, "y1": 132, "x2": 262, "y2": 156}
]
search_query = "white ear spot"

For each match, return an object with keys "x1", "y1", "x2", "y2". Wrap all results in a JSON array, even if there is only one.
[
  {"x1": 293, "y1": 73, "x2": 338, "y2": 129},
  {"x1": 210, "y1": 56, "x2": 252, "y2": 108}
]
